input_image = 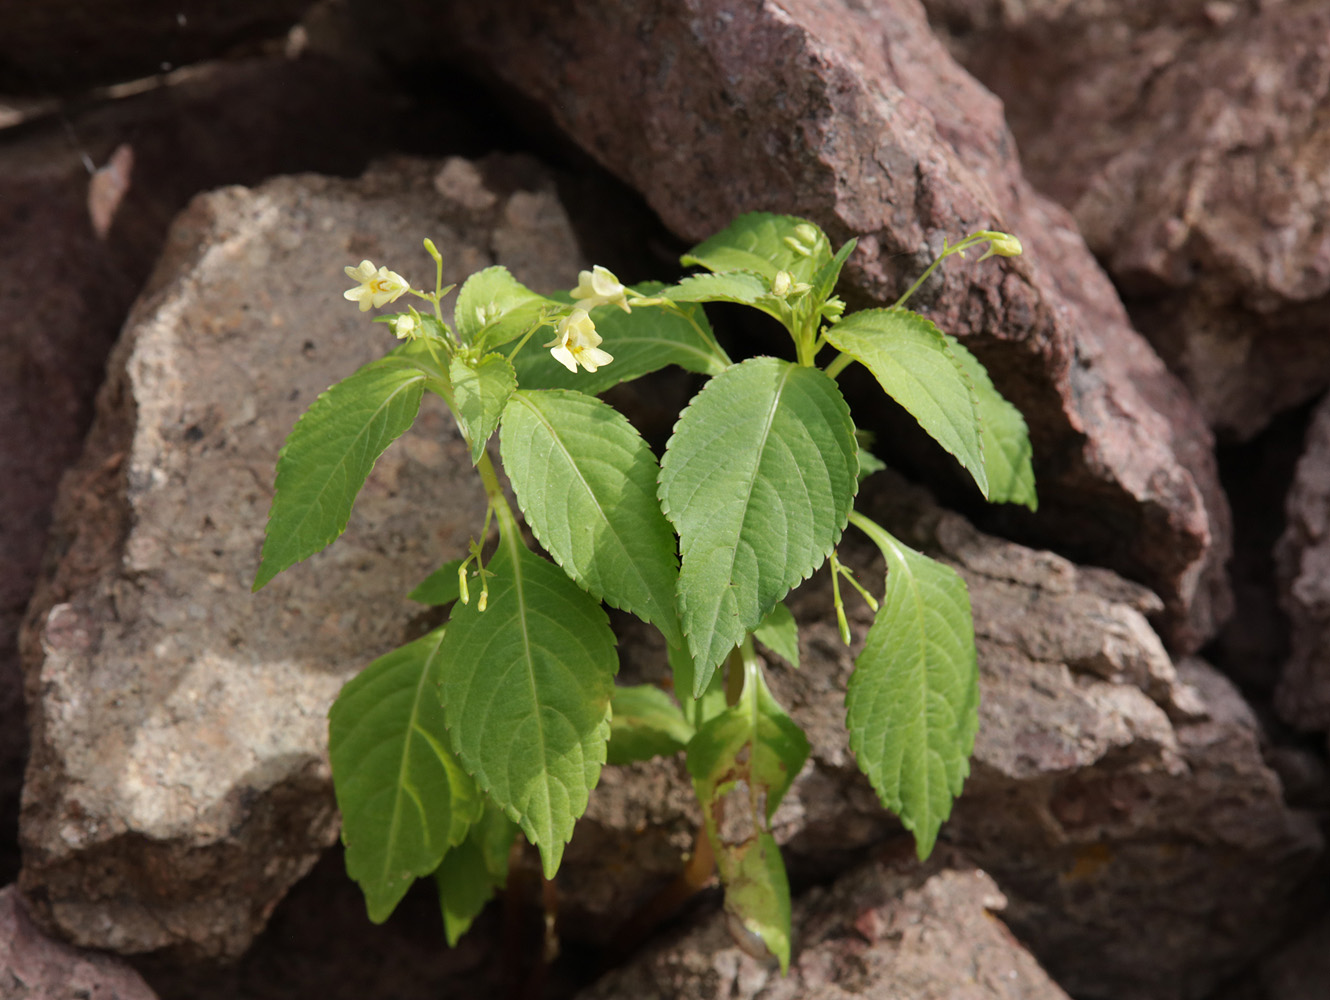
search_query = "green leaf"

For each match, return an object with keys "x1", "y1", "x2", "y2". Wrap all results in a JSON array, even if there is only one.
[
  {"x1": 407, "y1": 559, "x2": 464, "y2": 606},
  {"x1": 510, "y1": 289, "x2": 728, "y2": 394},
  {"x1": 254, "y1": 350, "x2": 428, "y2": 590},
  {"x1": 669, "y1": 642, "x2": 727, "y2": 731},
  {"x1": 753, "y1": 602, "x2": 799, "y2": 669},
  {"x1": 681, "y1": 212, "x2": 832, "y2": 283},
  {"x1": 944, "y1": 336, "x2": 1037, "y2": 510},
  {"x1": 500, "y1": 389, "x2": 683, "y2": 649},
  {"x1": 686, "y1": 660, "x2": 807, "y2": 973},
  {"x1": 659, "y1": 357, "x2": 858, "y2": 692},
  {"x1": 436, "y1": 539, "x2": 618, "y2": 877},
  {"x1": 329, "y1": 629, "x2": 484, "y2": 923},
  {"x1": 857, "y1": 444, "x2": 887, "y2": 484},
  {"x1": 606, "y1": 684, "x2": 694, "y2": 765},
  {"x1": 663, "y1": 270, "x2": 769, "y2": 306},
  {"x1": 809, "y1": 237, "x2": 857, "y2": 306},
  {"x1": 845, "y1": 512, "x2": 979, "y2": 859},
  {"x1": 434, "y1": 804, "x2": 518, "y2": 946},
  {"x1": 455, "y1": 265, "x2": 551, "y2": 349},
  {"x1": 823, "y1": 308, "x2": 988, "y2": 498},
  {"x1": 450, "y1": 352, "x2": 516, "y2": 464},
  {"x1": 720, "y1": 831, "x2": 792, "y2": 972}
]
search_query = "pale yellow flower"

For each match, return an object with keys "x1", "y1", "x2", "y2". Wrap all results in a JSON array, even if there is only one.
[
  {"x1": 343, "y1": 260, "x2": 410, "y2": 311},
  {"x1": 545, "y1": 309, "x2": 614, "y2": 373},
  {"x1": 977, "y1": 232, "x2": 1023, "y2": 261},
  {"x1": 391, "y1": 313, "x2": 418, "y2": 340},
  {"x1": 570, "y1": 265, "x2": 631, "y2": 313}
]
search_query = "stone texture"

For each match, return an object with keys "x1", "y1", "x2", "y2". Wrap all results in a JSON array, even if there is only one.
[
  {"x1": 1210, "y1": 910, "x2": 1330, "y2": 1000},
  {"x1": 0, "y1": 50, "x2": 409, "y2": 887},
  {"x1": 580, "y1": 858, "x2": 1071, "y2": 1000},
  {"x1": 924, "y1": 0, "x2": 1330, "y2": 441},
  {"x1": 408, "y1": 0, "x2": 1233, "y2": 652},
  {"x1": 0, "y1": 885, "x2": 159, "y2": 1000},
  {"x1": 1275, "y1": 393, "x2": 1330, "y2": 732},
  {"x1": 547, "y1": 473, "x2": 1319, "y2": 1000},
  {"x1": 18, "y1": 155, "x2": 586, "y2": 958}
]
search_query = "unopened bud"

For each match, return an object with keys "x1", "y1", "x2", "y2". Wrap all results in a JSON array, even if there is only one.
[{"x1": 772, "y1": 270, "x2": 793, "y2": 296}]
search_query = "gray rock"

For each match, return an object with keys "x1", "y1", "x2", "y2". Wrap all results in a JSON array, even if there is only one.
[
  {"x1": 924, "y1": 0, "x2": 1330, "y2": 441},
  {"x1": 0, "y1": 49, "x2": 420, "y2": 887},
  {"x1": 0, "y1": 885, "x2": 159, "y2": 1000},
  {"x1": 549, "y1": 474, "x2": 1319, "y2": 1000},
  {"x1": 1276, "y1": 393, "x2": 1330, "y2": 731},
  {"x1": 579, "y1": 859, "x2": 1072, "y2": 1000},
  {"x1": 406, "y1": 0, "x2": 1232, "y2": 652},
  {"x1": 18, "y1": 155, "x2": 586, "y2": 957}
]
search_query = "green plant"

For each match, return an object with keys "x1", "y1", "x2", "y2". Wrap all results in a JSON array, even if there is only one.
[{"x1": 254, "y1": 214, "x2": 1031, "y2": 968}]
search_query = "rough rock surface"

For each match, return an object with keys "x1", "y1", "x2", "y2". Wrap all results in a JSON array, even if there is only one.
[
  {"x1": 0, "y1": 51, "x2": 408, "y2": 887},
  {"x1": 580, "y1": 859, "x2": 1071, "y2": 1000},
  {"x1": 924, "y1": 0, "x2": 1330, "y2": 441},
  {"x1": 412, "y1": 0, "x2": 1233, "y2": 652},
  {"x1": 18, "y1": 155, "x2": 586, "y2": 957},
  {"x1": 1211, "y1": 910, "x2": 1330, "y2": 1000},
  {"x1": 0, "y1": 885, "x2": 160, "y2": 1000},
  {"x1": 551, "y1": 474, "x2": 1319, "y2": 1000},
  {"x1": 1275, "y1": 393, "x2": 1330, "y2": 732}
]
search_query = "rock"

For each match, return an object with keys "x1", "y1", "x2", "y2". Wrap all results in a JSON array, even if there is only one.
[
  {"x1": 0, "y1": 0, "x2": 308, "y2": 93},
  {"x1": 410, "y1": 0, "x2": 1233, "y2": 652},
  {"x1": 547, "y1": 473, "x2": 1318, "y2": 1000},
  {"x1": 18, "y1": 155, "x2": 586, "y2": 957},
  {"x1": 1275, "y1": 393, "x2": 1330, "y2": 731},
  {"x1": 0, "y1": 50, "x2": 417, "y2": 887},
  {"x1": 1209, "y1": 910, "x2": 1330, "y2": 1000},
  {"x1": 924, "y1": 0, "x2": 1330, "y2": 441},
  {"x1": 580, "y1": 856, "x2": 1070, "y2": 1000},
  {"x1": 0, "y1": 885, "x2": 160, "y2": 1000}
]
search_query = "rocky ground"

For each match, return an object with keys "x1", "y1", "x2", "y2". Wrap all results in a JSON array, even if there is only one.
[{"x1": 3, "y1": 1, "x2": 1329, "y2": 998}]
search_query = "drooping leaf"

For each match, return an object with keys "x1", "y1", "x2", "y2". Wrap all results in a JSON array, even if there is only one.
[
  {"x1": 329, "y1": 629, "x2": 484, "y2": 923},
  {"x1": 436, "y1": 539, "x2": 617, "y2": 877},
  {"x1": 407, "y1": 559, "x2": 464, "y2": 606},
  {"x1": 944, "y1": 336, "x2": 1037, "y2": 510},
  {"x1": 510, "y1": 288, "x2": 728, "y2": 394},
  {"x1": 606, "y1": 684, "x2": 694, "y2": 765},
  {"x1": 434, "y1": 803, "x2": 518, "y2": 946},
  {"x1": 823, "y1": 308, "x2": 988, "y2": 498},
  {"x1": 753, "y1": 602, "x2": 799, "y2": 669},
  {"x1": 450, "y1": 352, "x2": 516, "y2": 464},
  {"x1": 845, "y1": 512, "x2": 979, "y2": 859},
  {"x1": 500, "y1": 389, "x2": 683, "y2": 648},
  {"x1": 686, "y1": 660, "x2": 807, "y2": 972},
  {"x1": 254, "y1": 350, "x2": 429, "y2": 589},
  {"x1": 659, "y1": 357, "x2": 858, "y2": 692},
  {"x1": 454, "y1": 265, "x2": 551, "y2": 349},
  {"x1": 719, "y1": 831, "x2": 792, "y2": 971},
  {"x1": 681, "y1": 212, "x2": 832, "y2": 283},
  {"x1": 669, "y1": 642, "x2": 728, "y2": 731}
]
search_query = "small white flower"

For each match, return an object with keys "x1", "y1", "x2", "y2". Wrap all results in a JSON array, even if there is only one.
[
  {"x1": 545, "y1": 309, "x2": 614, "y2": 373},
  {"x1": 343, "y1": 260, "x2": 410, "y2": 312},
  {"x1": 570, "y1": 265, "x2": 631, "y2": 313}
]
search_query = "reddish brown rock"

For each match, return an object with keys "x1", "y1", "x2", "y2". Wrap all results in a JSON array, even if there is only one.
[
  {"x1": 1276, "y1": 393, "x2": 1330, "y2": 731},
  {"x1": 0, "y1": 885, "x2": 159, "y2": 1000},
  {"x1": 400, "y1": 0, "x2": 1231, "y2": 652},
  {"x1": 579, "y1": 859, "x2": 1072, "y2": 1000},
  {"x1": 925, "y1": 0, "x2": 1330, "y2": 441}
]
